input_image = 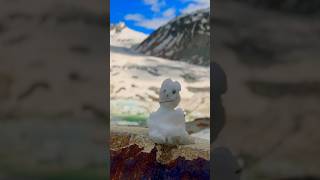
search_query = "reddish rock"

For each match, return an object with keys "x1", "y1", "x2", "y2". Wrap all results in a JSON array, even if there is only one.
[{"x1": 111, "y1": 144, "x2": 210, "y2": 180}]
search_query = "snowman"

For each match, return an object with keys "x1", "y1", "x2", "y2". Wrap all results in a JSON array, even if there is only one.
[{"x1": 147, "y1": 78, "x2": 194, "y2": 145}]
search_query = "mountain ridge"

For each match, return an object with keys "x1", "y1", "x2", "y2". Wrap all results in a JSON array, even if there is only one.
[{"x1": 135, "y1": 8, "x2": 210, "y2": 66}]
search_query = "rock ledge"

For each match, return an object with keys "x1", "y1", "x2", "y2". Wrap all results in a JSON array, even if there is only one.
[
  {"x1": 110, "y1": 125, "x2": 209, "y2": 164},
  {"x1": 110, "y1": 125, "x2": 210, "y2": 179}
]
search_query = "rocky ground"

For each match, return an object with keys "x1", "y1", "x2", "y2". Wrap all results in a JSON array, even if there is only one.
[{"x1": 213, "y1": 0, "x2": 320, "y2": 179}]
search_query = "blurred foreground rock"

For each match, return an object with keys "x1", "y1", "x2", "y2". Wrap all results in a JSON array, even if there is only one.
[
  {"x1": 214, "y1": 0, "x2": 320, "y2": 179},
  {"x1": 0, "y1": 1, "x2": 106, "y2": 120},
  {"x1": 0, "y1": 118, "x2": 106, "y2": 178},
  {"x1": 110, "y1": 125, "x2": 210, "y2": 179},
  {"x1": 0, "y1": 0, "x2": 107, "y2": 178}
]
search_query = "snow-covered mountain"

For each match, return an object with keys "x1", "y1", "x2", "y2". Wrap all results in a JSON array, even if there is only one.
[
  {"x1": 110, "y1": 22, "x2": 147, "y2": 48},
  {"x1": 135, "y1": 8, "x2": 210, "y2": 66}
]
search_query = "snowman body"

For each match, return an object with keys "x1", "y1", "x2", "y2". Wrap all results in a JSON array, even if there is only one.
[{"x1": 147, "y1": 79, "x2": 194, "y2": 145}]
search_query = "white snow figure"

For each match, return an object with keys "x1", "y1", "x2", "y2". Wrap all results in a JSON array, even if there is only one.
[{"x1": 147, "y1": 78, "x2": 195, "y2": 145}]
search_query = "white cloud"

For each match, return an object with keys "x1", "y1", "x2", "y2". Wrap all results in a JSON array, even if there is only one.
[
  {"x1": 143, "y1": 0, "x2": 166, "y2": 12},
  {"x1": 124, "y1": 0, "x2": 209, "y2": 31},
  {"x1": 124, "y1": 14, "x2": 144, "y2": 21},
  {"x1": 136, "y1": 17, "x2": 172, "y2": 29},
  {"x1": 180, "y1": 0, "x2": 210, "y2": 14},
  {"x1": 162, "y1": 8, "x2": 176, "y2": 17},
  {"x1": 125, "y1": 7, "x2": 176, "y2": 30}
]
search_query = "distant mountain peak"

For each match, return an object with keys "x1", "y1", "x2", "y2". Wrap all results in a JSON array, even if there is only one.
[
  {"x1": 110, "y1": 21, "x2": 127, "y2": 33},
  {"x1": 110, "y1": 22, "x2": 147, "y2": 48}
]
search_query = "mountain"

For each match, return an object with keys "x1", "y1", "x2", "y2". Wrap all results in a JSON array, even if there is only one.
[
  {"x1": 110, "y1": 22, "x2": 147, "y2": 48},
  {"x1": 135, "y1": 8, "x2": 210, "y2": 66}
]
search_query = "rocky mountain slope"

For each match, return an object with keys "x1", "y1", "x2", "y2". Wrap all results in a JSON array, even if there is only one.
[{"x1": 135, "y1": 8, "x2": 210, "y2": 66}]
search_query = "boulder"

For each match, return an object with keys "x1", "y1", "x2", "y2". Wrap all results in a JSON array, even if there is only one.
[{"x1": 110, "y1": 125, "x2": 210, "y2": 179}]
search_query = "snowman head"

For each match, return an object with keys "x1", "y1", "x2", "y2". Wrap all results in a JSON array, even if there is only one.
[{"x1": 159, "y1": 78, "x2": 181, "y2": 109}]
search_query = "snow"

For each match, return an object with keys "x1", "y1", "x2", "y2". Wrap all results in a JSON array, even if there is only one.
[
  {"x1": 110, "y1": 24, "x2": 147, "y2": 48},
  {"x1": 191, "y1": 128, "x2": 210, "y2": 140},
  {"x1": 148, "y1": 79, "x2": 194, "y2": 145}
]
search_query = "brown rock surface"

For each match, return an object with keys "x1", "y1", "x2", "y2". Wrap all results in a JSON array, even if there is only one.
[
  {"x1": 110, "y1": 125, "x2": 210, "y2": 179},
  {"x1": 111, "y1": 125, "x2": 209, "y2": 163}
]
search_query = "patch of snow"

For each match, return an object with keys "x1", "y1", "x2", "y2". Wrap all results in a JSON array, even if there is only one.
[{"x1": 191, "y1": 128, "x2": 210, "y2": 140}]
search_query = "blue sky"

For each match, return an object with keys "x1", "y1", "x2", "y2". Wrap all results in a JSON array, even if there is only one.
[{"x1": 110, "y1": 0, "x2": 209, "y2": 34}]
